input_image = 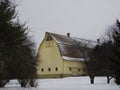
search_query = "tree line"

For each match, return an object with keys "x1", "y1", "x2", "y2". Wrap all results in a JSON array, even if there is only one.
[{"x1": 87, "y1": 19, "x2": 120, "y2": 86}]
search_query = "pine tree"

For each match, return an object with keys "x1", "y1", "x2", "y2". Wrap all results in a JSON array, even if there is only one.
[
  {"x1": 88, "y1": 41, "x2": 114, "y2": 84},
  {"x1": 0, "y1": 0, "x2": 37, "y2": 87},
  {"x1": 112, "y1": 19, "x2": 120, "y2": 85}
]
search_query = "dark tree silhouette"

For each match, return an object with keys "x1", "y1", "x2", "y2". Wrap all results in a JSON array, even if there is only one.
[
  {"x1": 87, "y1": 41, "x2": 114, "y2": 84},
  {"x1": 0, "y1": 0, "x2": 37, "y2": 87},
  {"x1": 112, "y1": 19, "x2": 120, "y2": 85},
  {"x1": 88, "y1": 19, "x2": 120, "y2": 86}
]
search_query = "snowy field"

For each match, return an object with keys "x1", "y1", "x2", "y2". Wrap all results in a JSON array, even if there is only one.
[{"x1": 0, "y1": 76, "x2": 119, "y2": 90}]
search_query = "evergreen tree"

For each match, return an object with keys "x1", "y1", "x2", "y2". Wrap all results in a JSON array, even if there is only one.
[
  {"x1": 0, "y1": 0, "x2": 37, "y2": 87},
  {"x1": 87, "y1": 41, "x2": 114, "y2": 84},
  {"x1": 112, "y1": 19, "x2": 120, "y2": 85}
]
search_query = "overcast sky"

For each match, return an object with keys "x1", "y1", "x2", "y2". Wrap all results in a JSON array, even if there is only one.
[{"x1": 18, "y1": 0, "x2": 120, "y2": 49}]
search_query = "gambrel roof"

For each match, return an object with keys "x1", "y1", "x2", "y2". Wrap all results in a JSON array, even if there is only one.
[{"x1": 47, "y1": 32, "x2": 97, "y2": 61}]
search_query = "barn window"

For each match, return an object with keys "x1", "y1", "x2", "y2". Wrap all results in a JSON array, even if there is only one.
[
  {"x1": 48, "y1": 68, "x2": 51, "y2": 72},
  {"x1": 41, "y1": 68, "x2": 44, "y2": 72},
  {"x1": 49, "y1": 36, "x2": 52, "y2": 41},
  {"x1": 46, "y1": 36, "x2": 53, "y2": 47},
  {"x1": 69, "y1": 67, "x2": 71, "y2": 71},
  {"x1": 46, "y1": 36, "x2": 52, "y2": 41},
  {"x1": 83, "y1": 68, "x2": 85, "y2": 72},
  {"x1": 55, "y1": 67, "x2": 58, "y2": 71}
]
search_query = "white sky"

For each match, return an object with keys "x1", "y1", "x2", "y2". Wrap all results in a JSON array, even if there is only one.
[{"x1": 18, "y1": 0, "x2": 120, "y2": 49}]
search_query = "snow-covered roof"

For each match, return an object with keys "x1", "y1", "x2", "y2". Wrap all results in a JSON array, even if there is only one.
[
  {"x1": 47, "y1": 32, "x2": 97, "y2": 62},
  {"x1": 72, "y1": 37, "x2": 97, "y2": 49},
  {"x1": 62, "y1": 56, "x2": 89, "y2": 61},
  {"x1": 50, "y1": 32, "x2": 97, "y2": 48},
  {"x1": 50, "y1": 32, "x2": 75, "y2": 45}
]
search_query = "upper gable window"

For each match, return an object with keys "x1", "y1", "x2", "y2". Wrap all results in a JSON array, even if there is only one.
[
  {"x1": 46, "y1": 36, "x2": 52, "y2": 41},
  {"x1": 46, "y1": 35, "x2": 54, "y2": 47}
]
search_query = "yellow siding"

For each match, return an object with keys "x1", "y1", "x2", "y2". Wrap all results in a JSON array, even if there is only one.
[
  {"x1": 37, "y1": 33, "x2": 63, "y2": 78},
  {"x1": 63, "y1": 60, "x2": 86, "y2": 76},
  {"x1": 37, "y1": 32, "x2": 87, "y2": 78}
]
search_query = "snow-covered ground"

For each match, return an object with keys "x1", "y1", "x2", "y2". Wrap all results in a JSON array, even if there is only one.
[{"x1": 0, "y1": 76, "x2": 119, "y2": 90}]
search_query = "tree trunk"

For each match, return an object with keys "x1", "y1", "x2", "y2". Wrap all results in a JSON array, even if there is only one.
[
  {"x1": 107, "y1": 76, "x2": 110, "y2": 84},
  {"x1": 18, "y1": 79, "x2": 28, "y2": 87},
  {"x1": 90, "y1": 76, "x2": 94, "y2": 84},
  {"x1": 0, "y1": 80, "x2": 9, "y2": 87},
  {"x1": 29, "y1": 79, "x2": 37, "y2": 87}
]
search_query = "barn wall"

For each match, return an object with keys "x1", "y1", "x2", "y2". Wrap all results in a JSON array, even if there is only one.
[
  {"x1": 37, "y1": 33, "x2": 63, "y2": 78},
  {"x1": 63, "y1": 60, "x2": 87, "y2": 76}
]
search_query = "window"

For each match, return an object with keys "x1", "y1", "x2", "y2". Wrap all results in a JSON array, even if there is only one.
[
  {"x1": 48, "y1": 68, "x2": 51, "y2": 72},
  {"x1": 46, "y1": 36, "x2": 52, "y2": 41},
  {"x1": 46, "y1": 36, "x2": 53, "y2": 47},
  {"x1": 55, "y1": 67, "x2": 58, "y2": 71},
  {"x1": 49, "y1": 36, "x2": 52, "y2": 41},
  {"x1": 83, "y1": 68, "x2": 85, "y2": 72},
  {"x1": 41, "y1": 68, "x2": 44, "y2": 72},
  {"x1": 69, "y1": 67, "x2": 71, "y2": 71}
]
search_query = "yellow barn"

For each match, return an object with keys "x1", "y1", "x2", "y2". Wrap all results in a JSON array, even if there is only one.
[{"x1": 37, "y1": 32, "x2": 96, "y2": 78}]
